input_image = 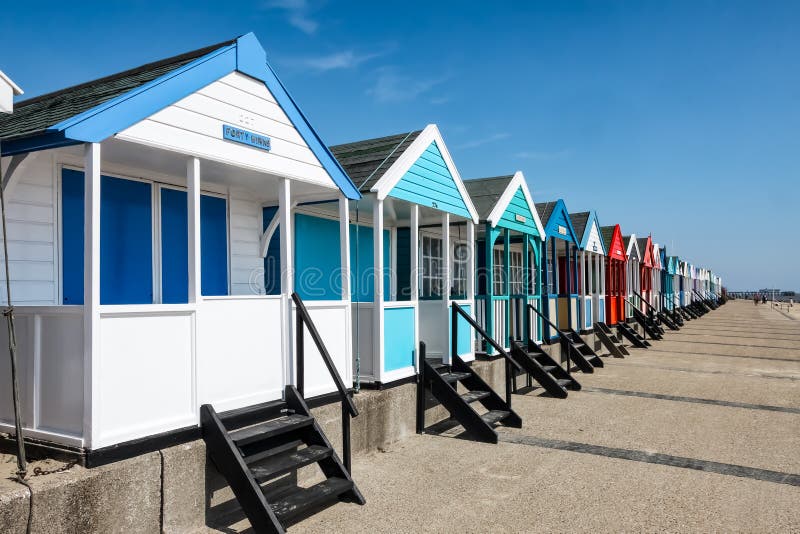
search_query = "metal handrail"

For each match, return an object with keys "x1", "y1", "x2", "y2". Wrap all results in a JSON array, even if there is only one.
[
  {"x1": 292, "y1": 292, "x2": 357, "y2": 471},
  {"x1": 451, "y1": 301, "x2": 521, "y2": 407},
  {"x1": 451, "y1": 302, "x2": 522, "y2": 372},
  {"x1": 526, "y1": 303, "x2": 572, "y2": 373}
]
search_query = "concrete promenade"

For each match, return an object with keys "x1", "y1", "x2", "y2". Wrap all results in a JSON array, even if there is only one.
[
  {"x1": 290, "y1": 300, "x2": 799, "y2": 533},
  {"x1": 1, "y1": 300, "x2": 797, "y2": 532}
]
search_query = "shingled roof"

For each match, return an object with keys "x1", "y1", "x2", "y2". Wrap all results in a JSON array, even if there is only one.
[
  {"x1": 569, "y1": 212, "x2": 590, "y2": 241},
  {"x1": 535, "y1": 201, "x2": 558, "y2": 227},
  {"x1": 637, "y1": 237, "x2": 649, "y2": 254},
  {"x1": 0, "y1": 39, "x2": 235, "y2": 141},
  {"x1": 463, "y1": 175, "x2": 514, "y2": 220},
  {"x1": 600, "y1": 226, "x2": 616, "y2": 248},
  {"x1": 329, "y1": 131, "x2": 422, "y2": 192}
]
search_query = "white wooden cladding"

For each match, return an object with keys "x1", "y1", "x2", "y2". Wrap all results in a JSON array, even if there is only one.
[
  {"x1": 0, "y1": 153, "x2": 58, "y2": 304},
  {"x1": 0, "y1": 307, "x2": 84, "y2": 444},
  {"x1": 116, "y1": 72, "x2": 338, "y2": 189},
  {"x1": 0, "y1": 296, "x2": 354, "y2": 449}
]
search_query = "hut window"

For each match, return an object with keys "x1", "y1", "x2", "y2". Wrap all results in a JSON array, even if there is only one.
[
  {"x1": 421, "y1": 235, "x2": 443, "y2": 297},
  {"x1": 451, "y1": 243, "x2": 468, "y2": 297},
  {"x1": 493, "y1": 248, "x2": 505, "y2": 294},
  {"x1": 509, "y1": 251, "x2": 523, "y2": 294}
]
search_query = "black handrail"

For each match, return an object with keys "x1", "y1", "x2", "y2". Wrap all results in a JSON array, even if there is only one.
[
  {"x1": 451, "y1": 301, "x2": 521, "y2": 407},
  {"x1": 526, "y1": 303, "x2": 571, "y2": 374},
  {"x1": 623, "y1": 298, "x2": 651, "y2": 342},
  {"x1": 292, "y1": 292, "x2": 357, "y2": 470}
]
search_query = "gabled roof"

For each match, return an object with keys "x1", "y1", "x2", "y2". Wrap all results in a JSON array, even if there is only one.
[
  {"x1": 329, "y1": 130, "x2": 421, "y2": 192},
  {"x1": 639, "y1": 235, "x2": 654, "y2": 267},
  {"x1": 463, "y1": 171, "x2": 545, "y2": 237},
  {"x1": 0, "y1": 39, "x2": 235, "y2": 141},
  {"x1": 570, "y1": 210, "x2": 605, "y2": 253},
  {"x1": 331, "y1": 124, "x2": 478, "y2": 222},
  {"x1": 624, "y1": 234, "x2": 640, "y2": 261},
  {"x1": 0, "y1": 33, "x2": 360, "y2": 199},
  {"x1": 601, "y1": 225, "x2": 627, "y2": 261},
  {"x1": 569, "y1": 212, "x2": 590, "y2": 241},
  {"x1": 463, "y1": 174, "x2": 514, "y2": 219},
  {"x1": 535, "y1": 199, "x2": 578, "y2": 243}
]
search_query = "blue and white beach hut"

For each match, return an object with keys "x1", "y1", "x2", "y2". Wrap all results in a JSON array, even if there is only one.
[
  {"x1": 0, "y1": 34, "x2": 361, "y2": 457},
  {"x1": 569, "y1": 211, "x2": 606, "y2": 333},
  {"x1": 535, "y1": 200, "x2": 580, "y2": 340},
  {"x1": 329, "y1": 126, "x2": 480, "y2": 386},
  {"x1": 463, "y1": 172, "x2": 545, "y2": 350}
]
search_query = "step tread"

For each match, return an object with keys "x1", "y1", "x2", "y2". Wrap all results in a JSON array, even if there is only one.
[
  {"x1": 244, "y1": 439, "x2": 305, "y2": 466},
  {"x1": 481, "y1": 410, "x2": 510, "y2": 426},
  {"x1": 270, "y1": 477, "x2": 353, "y2": 522},
  {"x1": 251, "y1": 445, "x2": 332, "y2": 482},
  {"x1": 230, "y1": 414, "x2": 314, "y2": 446},
  {"x1": 542, "y1": 365, "x2": 558, "y2": 373},
  {"x1": 461, "y1": 390, "x2": 490, "y2": 403},
  {"x1": 218, "y1": 399, "x2": 288, "y2": 429},
  {"x1": 439, "y1": 371, "x2": 471, "y2": 383},
  {"x1": 556, "y1": 378, "x2": 573, "y2": 387}
]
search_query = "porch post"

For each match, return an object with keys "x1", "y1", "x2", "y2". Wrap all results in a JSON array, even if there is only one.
[
  {"x1": 441, "y1": 212, "x2": 450, "y2": 362},
  {"x1": 83, "y1": 143, "x2": 101, "y2": 446},
  {"x1": 338, "y1": 195, "x2": 350, "y2": 300},
  {"x1": 374, "y1": 199, "x2": 384, "y2": 377},
  {"x1": 485, "y1": 224, "x2": 496, "y2": 354},
  {"x1": 565, "y1": 242, "x2": 572, "y2": 326},
  {"x1": 410, "y1": 204, "x2": 419, "y2": 372},
  {"x1": 502, "y1": 228, "x2": 510, "y2": 346},
  {"x1": 466, "y1": 220, "x2": 475, "y2": 303},
  {"x1": 579, "y1": 250, "x2": 586, "y2": 327},
  {"x1": 278, "y1": 177, "x2": 294, "y2": 386},
  {"x1": 522, "y1": 235, "x2": 529, "y2": 343},
  {"x1": 187, "y1": 158, "x2": 201, "y2": 303}
]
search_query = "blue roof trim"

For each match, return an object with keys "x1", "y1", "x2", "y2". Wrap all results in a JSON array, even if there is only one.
[
  {"x1": 235, "y1": 34, "x2": 360, "y2": 199},
  {"x1": 33, "y1": 32, "x2": 359, "y2": 200},
  {"x1": 544, "y1": 199, "x2": 578, "y2": 244},
  {"x1": 578, "y1": 211, "x2": 606, "y2": 254},
  {"x1": 0, "y1": 131, "x2": 80, "y2": 156},
  {"x1": 50, "y1": 44, "x2": 237, "y2": 142}
]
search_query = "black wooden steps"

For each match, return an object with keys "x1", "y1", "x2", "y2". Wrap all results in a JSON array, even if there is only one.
[
  {"x1": 617, "y1": 321, "x2": 650, "y2": 348},
  {"x1": 657, "y1": 311, "x2": 680, "y2": 331},
  {"x1": 440, "y1": 371, "x2": 471, "y2": 383},
  {"x1": 461, "y1": 390, "x2": 491, "y2": 403},
  {"x1": 270, "y1": 477, "x2": 353, "y2": 524},
  {"x1": 563, "y1": 329, "x2": 604, "y2": 371},
  {"x1": 421, "y1": 355, "x2": 522, "y2": 443},
  {"x1": 201, "y1": 385, "x2": 364, "y2": 533},
  {"x1": 481, "y1": 410, "x2": 511, "y2": 425},
  {"x1": 593, "y1": 322, "x2": 630, "y2": 357},
  {"x1": 251, "y1": 445, "x2": 333, "y2": 482},
  {"x1": 632, "y1": 309, "x2": 663, "y2": 340},
  {"x1": 230, "y1": 414, "x2": 314, "y2": 446},
  {"x1": 509, "y1": 341, "x2": 581, "y2": 399}
]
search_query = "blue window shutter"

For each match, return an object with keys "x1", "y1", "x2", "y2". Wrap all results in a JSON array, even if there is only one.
[
  {"x1": 100, "y1": 175, "x2": 153, "y2": 304},
  {"x1": 160, "y1": 188, "x2": 189, "y2": 303},
  {"x1": 200, "y1": 195, "x2": 228, "y2": 296},
  {"x1": 262, "y1": 206, "x2": 280, "y2": 295},
  {"x1": 161, "y1": 190, "x2": 228, "y2": 301},
  {"x1": 61, "y1": 169, "x2": 85, "y2": 305}
]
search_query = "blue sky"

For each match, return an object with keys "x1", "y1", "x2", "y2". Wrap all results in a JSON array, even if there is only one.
[{"x1": 2, "y1": 1, "x2": 798, "y2": 290}]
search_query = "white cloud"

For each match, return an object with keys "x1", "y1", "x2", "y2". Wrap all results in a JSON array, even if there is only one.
[
  {"x1": 300, "y1": 50, "x2": 384, "y2": 72},
  {"x1": 455, "y1": 132, "x2": 511, "y2": 150},
  {"x1": 367, "y1": 68, "x2": 449, "y2": 103},
  {"x1": 263, "y1": 0, "x2": 319, "y2": 35},
  {"x1": 514, "y1": 149, "x2": 572, "y2": 160}
]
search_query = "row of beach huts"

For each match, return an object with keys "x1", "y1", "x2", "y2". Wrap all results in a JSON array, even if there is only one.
[{"x1": 0, "y1": 34, "x2": 724, "y2": 532}]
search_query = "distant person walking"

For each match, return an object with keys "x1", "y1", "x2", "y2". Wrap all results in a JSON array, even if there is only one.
[
  {"x1": 762, "y1": 294, "x2": 767, "y2": 304},
  {"x1": 754, "y1": 294, "x2": 758, "y2": 305}
]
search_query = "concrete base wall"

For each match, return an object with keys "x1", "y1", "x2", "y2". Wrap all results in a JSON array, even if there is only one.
[{"x1": 1, "y1": 356, "x2": 522, "y2": 533}]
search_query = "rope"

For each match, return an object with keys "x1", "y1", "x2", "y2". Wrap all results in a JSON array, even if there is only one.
[{"x1": 1, "y1": 139, "x2": 30, "y2": 532}]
